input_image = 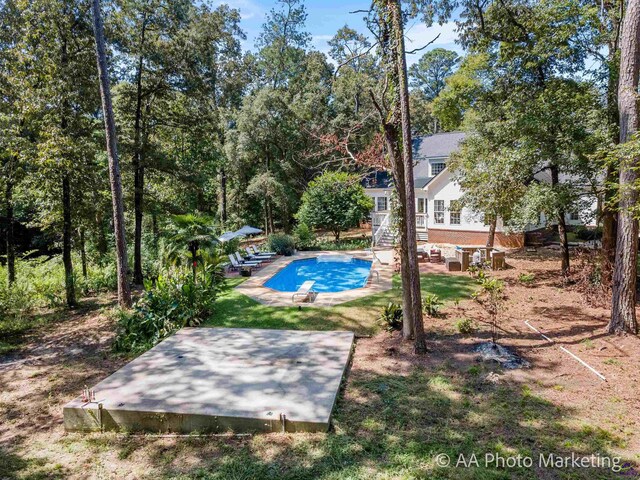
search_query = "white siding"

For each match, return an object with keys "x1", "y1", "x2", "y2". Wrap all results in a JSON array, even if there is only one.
[{"x1": 424, "y1": 170, "x2": 495, "y2": 232}]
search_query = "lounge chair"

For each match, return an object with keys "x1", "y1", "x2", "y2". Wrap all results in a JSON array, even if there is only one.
[
  {"x1": 235, "y1": 252, "x2": 263, "y2": 267},
  {"x1": 228, "y1": 254, "x2": 260, "y2": 271},
  {"x1": 245, "y1": 247, "x2": 274, "y2": 261},
  {"x1": 251, "y1": 245, "x2": 276, "y2": 256},
  {"x1": 292, "y1": 280, "x2": 316, "y2": 303}
]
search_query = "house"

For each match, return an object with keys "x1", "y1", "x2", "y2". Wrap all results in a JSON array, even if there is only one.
[{"x1": 363, "y1": 131, "x2": 596, "y2": 248}]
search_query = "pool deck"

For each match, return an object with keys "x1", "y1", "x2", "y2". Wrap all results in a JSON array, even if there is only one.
[{"x1": 235, "y1": 250, "x2": 394, "y2": 307}]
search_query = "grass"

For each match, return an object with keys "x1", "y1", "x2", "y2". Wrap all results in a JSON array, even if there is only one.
[
  {"x1": 204, "y1": 273, "x2": 477, "y2": 334},
  {"x1": 3, "y1": 270, "x2": 635, "y2": 479}
]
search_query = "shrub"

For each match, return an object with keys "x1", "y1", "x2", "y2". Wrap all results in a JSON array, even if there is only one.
[
  {"x1": 293, "y1": 223, "x2": 316, "y2": 249},
  {"x1": 296, "y1": 171, "x2": 373, "y2": 241},
  {"x1": 573, "y1": 225, "x2": 602, "y2": 241},
  {"x1": 422, "y1": 293, "x2": 443, "y2": 317},
  {"x1": 312, "y1": 237, "x2": 370, "y2": 251},
  {"x1": 380, "y1": 302, "x2": 403, "y2": 331},
  {"x1": 473, "y1": 276, "x2": 505, "y2": 343},
  {"x1": 113, "y1": 262, "x2": 225, "y2": 354},
  {"x1": 518, "y1": 272, "x2": 536, "y2": 285},
  {"x1": 267, "y1": 233, "x2": 296, "y2": 256},
  {"x1": 456, "y1": 317, "x2": 475, "y2": 334},
  {"x1": 79, "y1": 262, "x2": 118, "y2": 294},
  {"x1": 221, "y1": 237, "x2": 241, "y2": 256}
]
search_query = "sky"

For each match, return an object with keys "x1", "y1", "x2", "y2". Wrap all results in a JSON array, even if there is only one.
[{"x1": 214, "y1": 0, "x2": 463, "y2": 66}]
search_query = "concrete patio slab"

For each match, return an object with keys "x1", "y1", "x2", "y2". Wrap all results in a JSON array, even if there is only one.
[
  {"x1": 64, "y1": 328, "x2": 354, "y2": 434},
  {"x1": 235, "y1": 250, "x2": 394, "y2": 307}
]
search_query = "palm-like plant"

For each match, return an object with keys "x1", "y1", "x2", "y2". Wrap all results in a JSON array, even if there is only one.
[{"x1": 163, "y1": 214, "x2": 218, "y2": 282}]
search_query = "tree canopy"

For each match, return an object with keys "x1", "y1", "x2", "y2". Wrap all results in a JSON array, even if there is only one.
[{"x1": 296, "y1": 171, "x2": 373, "y2": 240}]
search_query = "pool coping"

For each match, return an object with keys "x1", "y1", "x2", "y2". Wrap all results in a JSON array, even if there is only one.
[{"x1": 235, "y1": 250, "x2": 394, "y2": 307}]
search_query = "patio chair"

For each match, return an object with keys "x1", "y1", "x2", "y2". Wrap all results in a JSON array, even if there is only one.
[
  {"x1": 228, "y1": 254, "x2": 260, "y2": 271},
  {"x1": 235, "y1": 252, "x2": 263, "y2": 267},
  {"x1": 292, "y1": 280, "x2": 316, "y2": 303},
  {"x1": 251, "y1": 245, "x2": 276, "y2": 256},
  {"x1": 245, "y1": 247, "x2": 274, "y2": 261}
]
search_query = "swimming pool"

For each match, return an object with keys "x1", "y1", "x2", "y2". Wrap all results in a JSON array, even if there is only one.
[{"x1": 264, "y1": 256, "x2": 372, "y2": 293}]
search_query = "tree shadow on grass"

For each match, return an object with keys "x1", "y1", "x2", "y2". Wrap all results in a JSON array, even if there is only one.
[
  {"x1": 82, "y1": 333, "x2": 633, "y2": 480},
  {"x1": 134, "y1": 362, "x2": 631, "y2": 479}
]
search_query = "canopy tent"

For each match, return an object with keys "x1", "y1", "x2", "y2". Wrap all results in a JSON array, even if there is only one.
[{"x1": 235, "y1": 225, "x2": 263, "y2": 236}]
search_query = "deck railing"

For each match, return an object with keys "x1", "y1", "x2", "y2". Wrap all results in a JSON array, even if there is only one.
[{"x1": 372, "y1": 213, "x2": 391, "y2": 247}]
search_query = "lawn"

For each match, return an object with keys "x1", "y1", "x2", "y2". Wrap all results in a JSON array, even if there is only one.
[
  {"x1": 1, "y1": 263, "x2": 636, "y2": 479},
  {"x1": 204, "y1": 273, "x2": 477, "y2": 334}
]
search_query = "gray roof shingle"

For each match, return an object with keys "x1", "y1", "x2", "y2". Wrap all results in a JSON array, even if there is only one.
[
  {"x1": 413, "y1": 131, "x2": 466, "y2": 160},
  {"x1": 364, "y1": 131, "x2": 466, "y2": 189}
]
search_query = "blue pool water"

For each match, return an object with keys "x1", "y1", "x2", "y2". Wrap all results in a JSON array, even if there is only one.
[{"x1": 264, "y1": 257, "x2": 372, "y2": 293}]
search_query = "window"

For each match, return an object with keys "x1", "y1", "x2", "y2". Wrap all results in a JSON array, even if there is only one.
[
  {"x1": 434, "y1": 200, "x2": 445, "y2": 224},
  {"x1": 450, "y1": 200, "x2": 461, "y2": 225},
  {"x1": 417, "y1": 198, "x2": 426, "y2": 214},
  {"x1": 570, "y1": 212, "x2": 580, "y2": 221},
  {"x1": 376, "y1": 196, "x2": 388, "y2": 212},
  {"x1": 432, "y1": 162, "x2": 446, "y2": 176}
]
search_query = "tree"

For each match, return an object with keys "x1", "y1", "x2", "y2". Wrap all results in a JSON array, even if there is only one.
[
  {"x1": 434, "y1": 0, "x2": 607, "y2": 275},
  {"x1": 609, "y1": 0, "x2": 640, "y2": 335},
  {"x1": 329, "y1": 26, "x2": 377, "y2": 117},
  {"x1": 164, "y1": 214, "x2": 218, "y2": 282},
  {"x1": 448, "y1": 134, "x2": 528, "y2": 247},
  {"x1": 409, "y1": 48, "x2": 459, "y2": 100},
  {"x1": 296, "y1": 171, "x2": 373, "y2": 241},
  {"x1": 0, "y1": 0, "x2": 27, "y2": 286},
  {"x1": 255, "y1": 0, "x2": 310, "y2": 88},
  {"x1": 92, "y1": 0, "x2": 132, "y2": 308},
  {"x1": 17, "y1": 0, "x2": 102, "y2": 308}
]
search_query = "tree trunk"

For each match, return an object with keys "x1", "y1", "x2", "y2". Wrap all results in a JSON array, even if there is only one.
[
  {"x1": 95, "y1": 209, "x2": 108, "y2": 259},
  {"x1": 133, "y1": 163, "x2": 144, "y2": 284},
  {"x1": 486, "y1": 216, "x2": 497, "y2": 248},
  {"x1": 550, "y1": 165, "x2": 570, "y2": 274},
  {"x1": 152, "y1": 211, "x2": 159, "y2": 253},
  {"x1": 62, "y1": 175, "x2": 76, "y2": 307},
  {"x1": 370, "y1": 6, "x2": 417, "y2": 342},
  {"x1": 191, "y1": 245, "x2": 197, "y2": 283},
  {"x1": 557, "y1": 211, "x2": 570, "y2": 274},
  {"x1": 92, "y1": 0, "x2": 132, "y2": 308},
  {"x1": 79, "y1": 227, "x2": 87, "y2": 278},
  {"x1": 390, "y1": 0, "x2": 426, "y2": 354},
  {"x1": 132, "y1": 43, "x2": 146, "y2": 285},
  {"x1": 610, "y1": 0, "x2": 640, "y2": 334},
  {"x1": 60, "y1": 34, "x2": 75, "y2": 308},
  {"x1": 221, "y1": 168, "x2": 227, "y2": 225},
  {"x1": 601, "y1": 14, "x2": 622, "y2": 270},
  {"x1": 5, "y1": 175, "x2": 15, "y2": 285}
]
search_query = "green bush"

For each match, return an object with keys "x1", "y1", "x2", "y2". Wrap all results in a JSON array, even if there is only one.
[
  {"x1": 311, "y1": 237, "x2": 371, "y2": 251},
  {"x1": 296, "y1": 171, "x2": 373, "y2": 241},
  {"x1": 573, "y1": 225, "x2": 602, "y2": 241},
  {"x1": 422, "y1": 293, "x2": 443, "y2": 317},
  {"x1": 456, "y1": 317, "x2": 475, "y2": 334},
  {"x1": 79, "y1": 262, "x2": 118, "y2": 294},
  {"x1": 267, "y1": 233, "x2": 296, "y2": 256},
  {"x1": 380, "y1": 302, "x2": 403, "y2": 331},
  {"x1": 293, "y1": 223, "x2": 316, "y2": 249},
  {"x1": 221, "y1": 237, "x2": 241, "y2": 256},
  {"x1": 113, "y1": 262, "x2": 225, "y2": 354},
  {"x1": 518, "y1": 272, "x2": 536, "y2": 285}
]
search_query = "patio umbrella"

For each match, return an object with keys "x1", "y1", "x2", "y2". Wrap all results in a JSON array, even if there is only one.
[
  {"x1": 234, "y1": 225, "x2": 263, "y2": 236},
  {"x1": 218, "y1": 231, "x2": 244, "y2": 242}
]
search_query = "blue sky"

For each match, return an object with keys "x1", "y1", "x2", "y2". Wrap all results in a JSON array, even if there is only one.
[{"x1": 215, "y1": 0, "x2": 463, "y2": 66}]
